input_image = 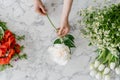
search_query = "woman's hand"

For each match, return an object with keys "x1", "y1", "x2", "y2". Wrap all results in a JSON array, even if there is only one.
[
  {"x1": 57, "y1": 20, "x2": 70, "y2": 37},
  {"x1": 34, "y1": 0, "x2": 47, "y2": 15}
]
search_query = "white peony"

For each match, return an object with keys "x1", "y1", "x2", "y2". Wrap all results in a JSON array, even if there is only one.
[
  {"x1": 94, "y1": 60, "x2": 100, "y2": 68},
  {"x1": 48, "y1": 44, "x2": 71, "y2": 65},
  {"x1": 103, "y1": 67, "x2": 110, "y2": 75},
  {"x1": 110, "y1": 62, "x2": 116, "y2": 70},
  {"x1": 90, "y1": 70, "x2": 97, "y2": 77},
  {"x1": 98, "y1": 64, "x2": 105, "y2": 71},
  {"x1": 115, "y1": 67, "x2": 120, "y2": 75},
  {"x1": 104, "y1": 75, "x2": 110, "y2": 80},
  {"x1": 95, "y1": 72, "x2": 102, "y2": 80}
]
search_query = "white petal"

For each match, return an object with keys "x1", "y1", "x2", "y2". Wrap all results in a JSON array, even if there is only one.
[
  {"x1": 90, "y1": 64, "x2": 94, "y2": 70},
  {"x1": 94, "y1": 60, "x2": 100, "y2": 68},
  {"x1": 110, "y1": 62, "x2": 116, "y2": 70},
  {"x1": 103, "y1": 67, "x2": 110, "y2": 75},
  {"x1": 98, "y1": 64, "x2": 105, "y2": 71},
  {"x1": 48, "y1": 46, "x2": 54, "y2": 52},
  {"x1": 90, "y1": 70, "x2": 97, "y2": 77},
  {"x1": 95, "y1": 72, "x2": 102, "y2": 80},
  {"x1": 115, "y1": 67, "x2": 120, "y2": 75},
  {"x1": 104, "y1": 75, "x2": 110, "y2": 80}
]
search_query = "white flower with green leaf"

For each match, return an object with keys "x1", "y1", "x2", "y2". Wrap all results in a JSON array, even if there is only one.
[
  {"x1": 47, "y1": 15, "x2": 75, "y2": 65},
  {"x1": 79, "y1": 2, "x2": 120, "y2": 80}
]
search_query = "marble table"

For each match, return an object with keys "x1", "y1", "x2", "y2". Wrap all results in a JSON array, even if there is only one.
[{"x1": 0, "y1": 0, "x2": 120, "y2": 80}]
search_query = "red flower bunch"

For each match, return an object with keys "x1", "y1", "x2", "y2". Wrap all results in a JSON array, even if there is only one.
[
  {"x1": 0, "y1": 21, "x2": 26, "y2": 71},
  {"x1": 0, "y1": 30, "x2": 21, "y2": 65}
]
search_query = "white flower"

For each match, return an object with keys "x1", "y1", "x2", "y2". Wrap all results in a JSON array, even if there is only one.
[
  {"x1": 103, "y1": 67, "x2": 110, "y2": 75},
  {"x1": 87, "y1": 6, "x2": 93, "y2": 11},
  {"x1": 90, "y1": 70, "x2": 97, "y2": 77},
  {"x1": 94, "y1": 60, "x2": 100, "y2": 68},
  {"x1": 95, "y1": 22, "x2": 100, "y2": 26},
  {"x1": 48, "y1": 44, "x2": 71, "y2": 65},
  {"x1": 115, "y1": 67, "x2": 120, "y2": 75},
  {"x1": 104, "y1": 75, "x2": 110, "y2": 80},
  {"x1": 98, "y1": 64, "x2": 105, "y2": 71},
  {"x1": 90, "y1": 64, "x2": 94, "y2": 70},
  {"x1": 110, "y1": 62, "x2": 116, "y2": 70},
  {"x1": 95, "y1": 72, "x2": 102, "y2": 80}
]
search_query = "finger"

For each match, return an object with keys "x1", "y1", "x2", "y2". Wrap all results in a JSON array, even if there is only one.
[
  {"x1": 35, "y1": 9, "x2": 43, "y2": 15},
  {"x1": 35, "y1": 7, "x2": 44, "y2": 15},
  {"x1": 60, "y1": 30, "x2": 67, "y2": 37},
  {"x1": 58, "y1": 27, "x2": 64, "y2": 36},
  {"x1": 57, "y1": 29, "x2": 65, "y2": 37},
  {"x1": 61, "y1": 28, "x2": 69, "y2": 37},
  {"x1": 40, "y1": 6, "x2": 47, "y2": 15}
]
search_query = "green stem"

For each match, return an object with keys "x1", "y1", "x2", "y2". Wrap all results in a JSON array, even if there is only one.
[
  {"x1": 97, "y1": 50, "x2": 104, "y2": 60},
  {"x1": 46, "y1": 14, "x2": 57, "y2": 30}
]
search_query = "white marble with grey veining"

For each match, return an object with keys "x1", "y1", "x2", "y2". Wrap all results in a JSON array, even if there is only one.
[{"x1": 0, "y1": 0, "x2": 120, "y2": 80}]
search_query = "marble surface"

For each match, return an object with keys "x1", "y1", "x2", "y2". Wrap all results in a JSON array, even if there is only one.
[{"x1": 0, "y1": 0, "x2": 120, "y2": 80}]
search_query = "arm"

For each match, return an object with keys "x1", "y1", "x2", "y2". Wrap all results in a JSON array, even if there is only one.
[{"x1": 58, "y1": 0, "x2": 73, "y2": 37}]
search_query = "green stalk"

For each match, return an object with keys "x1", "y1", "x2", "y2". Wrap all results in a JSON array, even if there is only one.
[
  {"x1": 47, "y1": 14, "x2": 65, "y2": 45},
  {"x1": 46, "y1": 14, "x2": 57, "y2": 30},
  {"x1": 97, "y1": 50, "x2": 104, "y2": 60}
]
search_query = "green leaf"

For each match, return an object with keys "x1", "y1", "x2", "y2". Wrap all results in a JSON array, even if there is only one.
[
  {"x1": 20, "y1": 45, "x2": 25, "y2": 51},
  {"x1": 0, "y1": 27, "x2": 4, "y2": 40},
  {"x1": 54, "y1": 38, "x2": 62, "y2": 44},
  {"x1": 0, "y1": 21, "x2": 7, "y2": 31},
  {"x1": 63, "y1": 39, "x2": 75, "y2": 48},
  {"x1": 88, "y1": 42, "x2": 92, "y2": 46},
  {"x1": 19, "y1": 54, "x2": 27, "y2": 59},
  {"x1": 16, "y1": 35, "x2": 25, "y2": 41},
  {"x1": 12, "y1": 53, "x2": 27, "y2": 60},
  {"x1": 65, "y1": 34, "x2": 75, "y2": 41},
  {"x1": 0, "y1": 65, "x2": 6, "y2": 71}
]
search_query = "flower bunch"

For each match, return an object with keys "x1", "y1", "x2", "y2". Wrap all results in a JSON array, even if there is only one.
[
  {"x1": 47, "y1": 15, "x2": 75, "y2": 65},
  {"x1": 78, "y1": 3, "x2": 120, "y2": 80},
  {"x1": 90, "y1": 60, "x2": 120, "y2": 80},
  {"x1": 0, "y1": 21, "x2": 27, "y2": 71}
]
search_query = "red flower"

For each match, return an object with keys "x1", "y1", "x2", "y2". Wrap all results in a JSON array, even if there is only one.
[
  {"x1": 14, "y1": 44, "x2": 21, "y2": 54},
  {"x1": 0, "y1": 30, "x2": 21, "y2": 65}
]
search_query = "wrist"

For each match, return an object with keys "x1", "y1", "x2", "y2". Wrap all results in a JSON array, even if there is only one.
[
  {"x1": 60, "y1": 19, "x2": 69, "y2": 28},
  {"x1": 61, "y1": 16, "x2": 68, "y2": 24}
]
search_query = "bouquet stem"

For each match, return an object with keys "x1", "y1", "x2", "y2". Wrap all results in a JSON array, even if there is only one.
[{"x1": 46, "y1": 14, "x2": 57, "y2": 31}]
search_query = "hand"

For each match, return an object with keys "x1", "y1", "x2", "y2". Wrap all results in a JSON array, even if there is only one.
[
  {"x1": 34, "y1": 0, "x2": 47, "y2": 15},
  {"x1": 57, "y1": 21, "x2": 70, "y2": 37}
]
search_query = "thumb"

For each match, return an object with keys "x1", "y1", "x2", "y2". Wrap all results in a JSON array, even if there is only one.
[{"x1": 40, "y1": 6, "x2": 47, "y2": 14}]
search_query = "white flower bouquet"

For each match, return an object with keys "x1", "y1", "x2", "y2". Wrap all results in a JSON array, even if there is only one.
[
  {"x1": 79, "y1": 3, "x2": 120, "y2": 80},
  {"x1": 47, "y1": 15, "x2": 75, "y2": 65}
]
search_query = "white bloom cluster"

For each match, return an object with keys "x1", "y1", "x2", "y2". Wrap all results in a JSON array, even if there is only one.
[
  {"x1": 80, "y1": 3, "x2": 120, "y2": 80},
  {"x1": 90, "y1": 60, "x2": 120, "y2": 80},
  {"x1": 80, "y1": 4, "x2": 120, "y2": 57},
  {"x1": 48, "y1": 44, "x2": 71, "y2": 65}
]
